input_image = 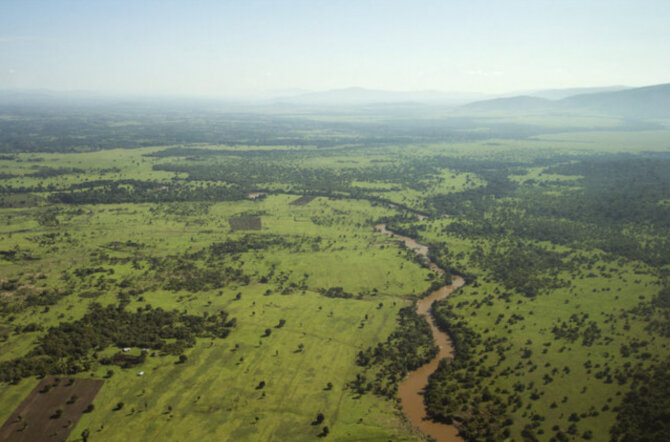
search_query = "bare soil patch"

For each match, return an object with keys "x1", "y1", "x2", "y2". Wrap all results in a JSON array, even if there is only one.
[
  {"x1": 289, "y1": 195, "x2": 315, "y2": 206},
  {"x1": 0, "y1": 194, "x2": 43, "y2": 208},
  {"x1": 0, "y1": 376, "x2": 104, "y2": 442},
  {"x1": 228, "y1": 216, "x2": 261, "y2": 231}
]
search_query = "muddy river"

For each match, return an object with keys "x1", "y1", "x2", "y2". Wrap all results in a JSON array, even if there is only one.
[{"x1": 375, "y1": 224, "x2": 464, "y2": 442}]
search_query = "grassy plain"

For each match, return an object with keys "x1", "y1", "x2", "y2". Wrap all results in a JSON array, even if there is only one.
[
  {"x1": 1, "y1": 115, "x2": 669, "y2": 441},
  {"x1": 0, "y1": 184, "x2": 435, "y2": 441},
  {"x1": 414, "y1": 217, "x2": 664, "y2": 438}
]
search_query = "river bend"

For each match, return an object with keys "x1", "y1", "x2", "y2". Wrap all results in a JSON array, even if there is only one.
[{"x1": 375, "y1": 224, "x2": 464, "y2": 442}]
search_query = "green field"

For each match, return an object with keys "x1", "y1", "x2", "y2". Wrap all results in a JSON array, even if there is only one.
[
  {"x1": 1, "y1": 108, "x2": 669, "y2": 441},
  {"x1": 0, "y1": 192, "x2": 438, "y2": 441}
]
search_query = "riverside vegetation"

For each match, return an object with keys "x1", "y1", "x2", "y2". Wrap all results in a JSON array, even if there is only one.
[{"x1": 0, "y1": 100, "x2": 669, "y2": 441}]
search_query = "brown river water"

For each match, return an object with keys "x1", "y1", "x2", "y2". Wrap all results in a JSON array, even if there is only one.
[{"x1": 375, "y1": 224, "x2": 464, "y2": 442}]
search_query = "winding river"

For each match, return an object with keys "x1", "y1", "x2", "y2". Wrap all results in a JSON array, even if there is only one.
[{"x1": 375, "y1": 224, "x2": 464, "y2": 442}]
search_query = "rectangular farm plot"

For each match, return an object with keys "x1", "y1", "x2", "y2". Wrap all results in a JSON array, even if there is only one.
[
  {"x1": 289, "y1": 195, "x2": 316, "y2": 206},
  {"x1": 0, "y1": 377, "x2": 103, "y2": 442},
  {"x1": 228, "y1": 216, "x2": 261, "y2": 231}
]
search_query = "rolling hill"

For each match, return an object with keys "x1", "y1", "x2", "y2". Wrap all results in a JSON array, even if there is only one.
[
  {"x1": 562, "y1": 83, "x2": 670, "y2": 118},
  {"x1": 458, "y1": 83, "x2": 670, "y2": 118}
]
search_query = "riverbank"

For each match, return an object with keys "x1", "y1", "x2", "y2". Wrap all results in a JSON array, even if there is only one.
[{"x1": 375, "y1": 223, "x2": 464, "y2": 442}]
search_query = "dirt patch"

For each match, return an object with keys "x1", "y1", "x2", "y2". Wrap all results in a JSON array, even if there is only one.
[
  {"x1": 289, "y1": 195, "x2": 315, "y2": 206},
  {"x1": 228, "y1": 216, "x2": 261, "y2": 231},
  {"x1": 0, "y1": 376, "x2": 104, "y2": 442},
  {"x1": 0, "y1": 194, "x2": 43, "y2": 208}
]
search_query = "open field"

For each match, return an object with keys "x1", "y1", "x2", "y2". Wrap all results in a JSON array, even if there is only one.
[
  {"x1": 0, "y1": 191, "x2": 435, "y2": 441},
  {"x1": 413, "y1": 218, "x2": 665, "y2": 439},
  {"x1": 0, "y1": 108, "x2": 669, "y2": 441}
]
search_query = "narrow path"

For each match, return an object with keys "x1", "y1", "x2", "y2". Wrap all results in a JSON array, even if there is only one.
[{"x1": 375, "y1": 224, "x2": 464, "y2": 442}]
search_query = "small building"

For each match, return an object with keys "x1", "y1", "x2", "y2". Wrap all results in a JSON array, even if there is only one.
[{"x1": 137, "y1": 371, "x2": 144, "y2": 376}]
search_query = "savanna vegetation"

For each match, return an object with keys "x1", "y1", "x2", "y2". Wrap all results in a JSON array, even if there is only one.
[{"x1": 0, "y1": 100, "x2": 669, "y2": 441}]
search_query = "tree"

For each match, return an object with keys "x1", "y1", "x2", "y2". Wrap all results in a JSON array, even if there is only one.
[
  {"x1": 114, "y1": 402, "x2": 124, "y2": 411},
  {"x1": 312, "y1": 413, "x2": 325, "y2": 425},
  {"x1": 178, "y1": 354, "x2": 188, "y2": 364}
]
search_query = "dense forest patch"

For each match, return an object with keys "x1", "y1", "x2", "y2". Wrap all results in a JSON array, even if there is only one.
[
  {"x1": 610, "y1": 357, "x2": 670, "y2": 441},
  {"x1": 352, "y1": 306, "x2": 438, "y2": 398},
  {"x1": 0, "y1": 303, "x2": 235, "y2": 383}
]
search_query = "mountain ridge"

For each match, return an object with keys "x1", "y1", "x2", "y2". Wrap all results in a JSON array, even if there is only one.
[{"x1": 457, "y1": 83, "x2": 670, "y2": 118}]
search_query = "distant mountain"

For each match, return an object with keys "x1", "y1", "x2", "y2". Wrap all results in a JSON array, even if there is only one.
[
  {"x1": 276, "y1": 87, "x2": 488, "y2": 106},
  {"x1": 458, "y1": 95, "x2": 553, "y2": 113},
  {"x1": 458, "y1": 83, "x2": 670, "y2": 118},
  {"x1": 0, "y1": 89, "x2": 98, "y2": 105},
  {"x1": 561, "y1": 83, "x2": 670, "y2": 118},
  {"x1": 525, "y1": 86, "x2": 630, "y2": 100},
  {"x1": 3, "y1": 84, "x2": 668, "y2": 118}
]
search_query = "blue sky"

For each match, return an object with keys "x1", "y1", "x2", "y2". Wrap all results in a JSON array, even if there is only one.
[{"x1": 1, "y1": 0, "x2": 668, "y2": 97}]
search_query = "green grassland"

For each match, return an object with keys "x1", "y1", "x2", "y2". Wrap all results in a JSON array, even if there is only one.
[
  {"x1": 1, "y1": 113, "x2": 670, "y2": 441},
  {"x1": 0, "y1": 191, "x2": 436, "y2": 441},
  {"x1": 414, "y1": 217, "x2": 666, "y2": 438}
]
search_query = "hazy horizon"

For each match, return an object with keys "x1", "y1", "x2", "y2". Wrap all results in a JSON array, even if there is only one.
[{"x1": 1, "y1": 0, "x2": 669, "y2": 99}]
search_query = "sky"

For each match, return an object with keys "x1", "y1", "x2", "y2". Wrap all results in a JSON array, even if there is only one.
[{"x1": 1, "y1": 0, "x2": 669, "y2": 98}]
